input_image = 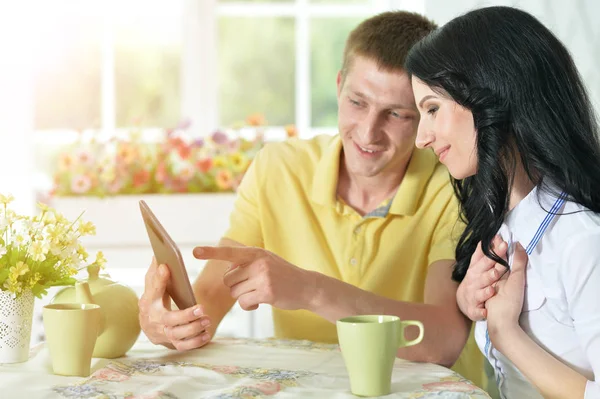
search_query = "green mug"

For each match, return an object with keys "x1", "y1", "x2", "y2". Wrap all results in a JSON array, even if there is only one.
[
  {"x1": 336, "y1": 315, "x2": 424, "y2": 397},
  {"x1": 43, "y1": 303, "x2": 103, "y2": 377}
]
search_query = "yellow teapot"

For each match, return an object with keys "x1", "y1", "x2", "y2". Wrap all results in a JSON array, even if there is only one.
[{"x1": 51, "y1": 265, "x2": 141, "y2": 358}]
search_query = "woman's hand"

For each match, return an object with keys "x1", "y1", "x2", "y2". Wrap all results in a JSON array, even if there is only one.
[{"x1": 456, "y1": 236, "x2": 508, "y2": 320}]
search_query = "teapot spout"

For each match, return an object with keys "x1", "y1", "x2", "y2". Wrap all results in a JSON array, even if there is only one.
[
  {"x1": 75, "y1": 281, "x2": 105, "y2": 335},
  {"x1": 76, "y1": 282, "x2": 95, "y2": 304}
]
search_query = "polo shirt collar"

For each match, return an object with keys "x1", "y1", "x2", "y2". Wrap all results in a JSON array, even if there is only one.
[
  {"x1": 310, "y1": 136, "x2": 342, "y2": 207},
  {"x1": 310, "y1": 136, "x2": 439, "y2": 216},
  {"x1": 388, "y1": 148, "x2": 438, "y2": 216}
]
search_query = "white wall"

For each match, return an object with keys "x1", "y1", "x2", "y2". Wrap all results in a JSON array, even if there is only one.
[
  {"x1": 0, "y1": 3, "x2": 35, "y2": 215},
  {"x1": 425, "y1": 0, "x2": 600, "y2": 110}
]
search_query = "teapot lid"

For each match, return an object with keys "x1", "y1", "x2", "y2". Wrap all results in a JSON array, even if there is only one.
[
  {"x1": 88, "y1": 264, "x2": 101, "y2": 280},
  {"x1": 85, "y1": 264, "x2": 114, "y2": 288}
]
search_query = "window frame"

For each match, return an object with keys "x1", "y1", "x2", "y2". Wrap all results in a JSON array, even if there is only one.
[{"x1": 33, "y1": 0, "x2": 424, "y2": 141}]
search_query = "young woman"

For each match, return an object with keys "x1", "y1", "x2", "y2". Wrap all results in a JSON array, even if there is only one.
[{"x1": 406, "y1": 6, "x2": 600, "y2": 399}]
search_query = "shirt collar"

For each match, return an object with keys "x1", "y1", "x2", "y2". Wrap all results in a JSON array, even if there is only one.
[
  {"x1": 310, "y1": 136, "x2": 342, "y2": 207},
  {"x1": 388, "y1": 148, "x2": 438, "y2": 216},
  {"x1": 310, "y1": 136, "x2": 439, "y2": 216},
  {"x1": 504, "y1": 184, "x2": 566, "y2": 251}
]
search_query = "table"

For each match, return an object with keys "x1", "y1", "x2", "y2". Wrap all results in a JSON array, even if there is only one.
[{"x1": 0, "y1": 338, "x2": 490, "y2": 398}]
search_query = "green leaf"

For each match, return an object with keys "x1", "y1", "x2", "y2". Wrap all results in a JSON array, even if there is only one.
[
  {"x1": 31, "y1": 284, "x2": 48, "y2": 298},
  {"x1": 0, "y1": 268, "x2": 8, "y2": 285}
]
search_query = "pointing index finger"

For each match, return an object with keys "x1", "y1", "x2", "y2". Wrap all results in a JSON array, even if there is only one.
[{"x1": 193, "y1": 246, "x2": 262, "y2": 264}]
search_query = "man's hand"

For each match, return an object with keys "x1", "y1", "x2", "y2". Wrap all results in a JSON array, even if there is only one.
[
  {"x1": 138, "y1": 258, "x2": 212, "y2": 351},
  {"x1": 456, "y1": 236, "x2": 508, "y2": 321},
  {"x1": 486, "y1": 242, "x2": 528, "y2": 339},
  {"x1": 193, "y1": 246, "x2": 317, "y2": 311}
]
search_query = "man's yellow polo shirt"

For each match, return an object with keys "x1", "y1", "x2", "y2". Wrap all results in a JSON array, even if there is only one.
[{"x1": 223, "y1": 134, "x2": 484, "y2": 388}]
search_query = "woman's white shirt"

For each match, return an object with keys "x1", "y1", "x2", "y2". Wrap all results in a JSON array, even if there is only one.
[{"x1": 474, "y1": 187, "x2": 600, "y2": 398}]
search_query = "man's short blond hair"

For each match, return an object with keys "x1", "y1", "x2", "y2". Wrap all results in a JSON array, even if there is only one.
[{"x1": 341, "y1": 11, "x2": 437, "y2": 82}]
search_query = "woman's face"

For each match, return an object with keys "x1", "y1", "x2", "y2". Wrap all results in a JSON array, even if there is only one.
[{"x1": 412, "y1": 77, "x2": 478, "y2": 179}]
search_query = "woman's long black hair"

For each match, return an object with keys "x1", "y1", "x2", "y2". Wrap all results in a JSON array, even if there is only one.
[{"x1": 405, "y1": 6, "x2": 600, "y2": 281}]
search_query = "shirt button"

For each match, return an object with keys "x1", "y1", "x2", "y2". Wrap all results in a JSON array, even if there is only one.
[{"x1": 350, "y1": 258, "x2": 357, "y2": 266}]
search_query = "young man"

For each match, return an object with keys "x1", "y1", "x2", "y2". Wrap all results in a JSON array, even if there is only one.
[{"x1": 138, "y1": 11, "x2": 485, "y2": 388}]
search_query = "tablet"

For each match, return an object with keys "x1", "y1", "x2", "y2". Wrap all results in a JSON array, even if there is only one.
[{"x1": 139, "y1": 200, "x2": 197, "y2": 310}]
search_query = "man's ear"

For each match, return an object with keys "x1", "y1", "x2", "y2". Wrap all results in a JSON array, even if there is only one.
[{"x1": 336, "y1": 71, "x2": 343, "y2": 99}]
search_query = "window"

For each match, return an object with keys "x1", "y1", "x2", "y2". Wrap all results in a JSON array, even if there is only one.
[
  {"x1": 213, "y1": 0, "x2": 425, "y2": 137},
  {"x1": 33, "y1": 0, "x2": 183, "y2": 132},
  {"x1": 32, "y1": 0, "x2": 424, "y2": 138}
]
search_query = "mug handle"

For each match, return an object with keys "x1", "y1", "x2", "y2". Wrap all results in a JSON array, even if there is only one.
[{"x1": 398, "y1": 320, "x2": 424, "y2": 348}]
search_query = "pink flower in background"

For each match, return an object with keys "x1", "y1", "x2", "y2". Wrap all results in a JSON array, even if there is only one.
[
  {"x1": 193, "y1": 138, "x2": 205, "y2": 148},
  {"x1": 52, "y1": 118, "x2": 267, "y2": 197},
  {"x1": 176, "y1": 118, "x2": 191, "y2": 130},
  {"x1": 117, "y1": 143, "x2": 138, "y2": 165},
  {"x1": 196, "y1": 158, "x2": 213, "y2": 174},
  {"x1": 228, "y1": 139, "x2": 241, "y2": 151},
  {"x1": 155, "y1": 162, "x2": 168, "y2": 183},
  {"x1": 169, "y1": 178, "x2": 188, "y2": 193},
  {"x1": 133, "y1": 170, "x2": 151, "y2": 187},
  {"x1": 167, "y1": 137, "x2": 186, "y2": 149},
  {"x1": 177, "y1": 162, "x2": 194, "y2": 182},
  {"x1": 176, "y1": 144, "x2": 192, "y2": 160},
  {"x1": 76, "y1": 149, "x2": 95, "y2": 167},
  {"x1": 71, "y1": 175, "x2": 92, "y2": 194},
  {"x1": 211, "y1": 130, "x2": 228, "y2": 145},
  {"x1": 107, "y1": 179, "x2": 124, "y2": 194}
]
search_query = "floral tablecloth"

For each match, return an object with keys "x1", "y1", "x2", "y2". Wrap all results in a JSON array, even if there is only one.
[{"x1": 0, "y1": 338, "x2": 490, "y2": 398}]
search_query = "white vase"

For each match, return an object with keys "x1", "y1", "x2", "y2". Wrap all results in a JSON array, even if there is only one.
[{"x1": 0, "y1": 289, "x2": 34, "y2": 363}]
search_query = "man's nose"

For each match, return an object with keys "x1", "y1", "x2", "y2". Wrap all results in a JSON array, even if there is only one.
[{"x1": 357, "y1": 111, "x2": 381, "y2": 144}]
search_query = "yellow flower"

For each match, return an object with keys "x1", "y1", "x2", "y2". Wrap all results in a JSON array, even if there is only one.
[
  {"x1": 55, "y1": 213, "x2": 69, "y2": 225},
  {"x1": 37, "y1": 202, "x2": 50, "y2": 212},
  {"x1": 77, "y1": 244, "x2": 89, "y2": 260},
  {"x1": 229, "y1": 152, "x2": 250, "y2": 173},
  {"x1": 213, "y1": 156, "x2": 228, "y2": 168},
  {"x1": 9, "y1": 261, "x2": 29, "y2": 281},
  {"x1": 78, "y1": 220, "x2": 96, "y2": 236},
  {"x1": 42, "y1": 211, "x2": 57, "y2": 225},
  {"x1": 0, "y1": 197, "x2": 99, "y2": 298},
  {"x1": 13, "y1": 233, "x2": 28, "y2": 247},
  {"x1": 29, "y1": 241, "x2": 48, "y2": 262},
  {"x1": 46, "y1": 225, "x2": 63, "y2": 243},
  {"x1": 28, "y1": 272, "x2": 41, "y2": 287},
  {"x1": 3, "y1": 280, "x2": 23, "y2": 296},
  {"x1": 94, "y1": 251, "x2": 107, "y2": 269},
  {"x1": 0, "y1": 193, "x2": 15, "y2": 205}
]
